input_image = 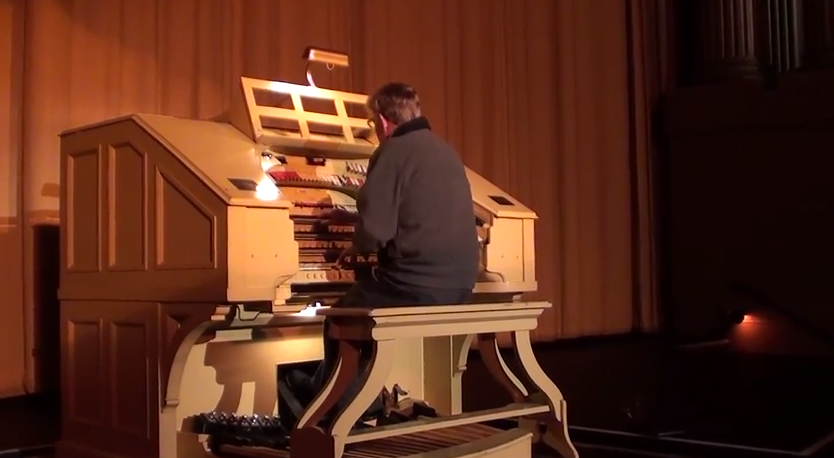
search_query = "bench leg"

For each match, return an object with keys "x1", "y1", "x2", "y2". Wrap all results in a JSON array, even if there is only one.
[
  {"x1": 292, "y1": 339, "x2": 397, "y2": 458},
  {"x1": 477, "y1": 333, "x2": 529, "y2": 402},
  {"x1": 296, "y1": 339, "x2": 362, "y2": 430},
  {"x1": 330, "y1": 339, "x2": 396, "y2": 437},
  {"x1": 512, "y1": 330, "x2": 579, "y2": 458}
]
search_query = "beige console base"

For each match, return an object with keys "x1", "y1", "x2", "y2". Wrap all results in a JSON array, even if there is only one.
[{"x1": 58, "y1": 302, "x2": 467, "y2": 458}]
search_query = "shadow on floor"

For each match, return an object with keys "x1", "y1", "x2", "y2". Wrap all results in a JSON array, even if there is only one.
[{"x1": 461, "y1": 335, "x2": 834, "y2": 457}]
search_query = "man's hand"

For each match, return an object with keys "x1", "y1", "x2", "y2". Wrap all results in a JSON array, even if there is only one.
[
  {"x1": 319, "y1": 208, "x2": 359, "y2": 226},
  {"x1": 335, "y1": 244, "x2": 358, "y2": 267}
]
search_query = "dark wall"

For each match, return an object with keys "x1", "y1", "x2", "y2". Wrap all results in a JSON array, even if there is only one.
[
  {"x1": 661, "y1": 73, "x2": 834, "y2": 350},
  {"x1": 33, "y1": 224, "x2": 60, "y2": 394}
]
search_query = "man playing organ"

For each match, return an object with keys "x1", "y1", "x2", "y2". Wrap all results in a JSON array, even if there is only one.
[
  {"x1": 57, "y1": 49, "x2": 561, "y2": 456},
  {"x1": 287, "y1": 81, "x2": 482, "y2": 423}
]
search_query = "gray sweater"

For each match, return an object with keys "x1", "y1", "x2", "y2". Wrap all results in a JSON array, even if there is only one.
[{"x1": 352, "y1": 117, "x2": 480, "y2": 290}]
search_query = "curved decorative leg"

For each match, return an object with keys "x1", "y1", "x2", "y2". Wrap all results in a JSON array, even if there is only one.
[
  {"x1": 329, "y1": 340, "x2": 396, "y2": 447},
  {"x1": 292, "y1": 339, "x2": 396, "y2": 458},
  {"x1": 296, "y1": 339, "x2": 362, "y2": 429},
  {"x1": 448, "y1": 334, "x2": 475, "y2": 414},
  {"x1": 476, "y1": 333, "x2": 528, "y2": 402},
  {"x1": 454, "y1": 334, "x2": 476, "y2": 376},
  {"x1": 512, "y1": 330, "x2": 579, "y2": 458}
]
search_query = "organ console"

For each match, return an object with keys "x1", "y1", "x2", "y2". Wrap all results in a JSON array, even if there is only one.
[{"x1": 57, "y1": 51, "x2": 544, "y2": 458}]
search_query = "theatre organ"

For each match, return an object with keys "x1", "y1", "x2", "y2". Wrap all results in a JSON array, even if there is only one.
[{"x1": 58, "y1": 58, "x2": 545, "y2": 458}]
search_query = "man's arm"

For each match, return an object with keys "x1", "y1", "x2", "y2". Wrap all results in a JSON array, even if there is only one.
[
  {"x1": 320, "y1": 207, "x2": 360, "y2": 225},
  {"x1": 352, "y1": 148, "x2": 404, "y2": 253}
]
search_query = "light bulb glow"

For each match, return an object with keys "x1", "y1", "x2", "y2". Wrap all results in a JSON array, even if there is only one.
[
  {"x1": 294, "y1": 307, "x2": 318, "y2": 317},
  {"x1": 255, "y1": 177, "x2": 280, "y2": 201},
  {"x1": 294, "y1": 301, "x2": 324, "y2": 316}
]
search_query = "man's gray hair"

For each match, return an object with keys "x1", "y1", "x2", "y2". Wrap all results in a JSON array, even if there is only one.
[{"x1": 366, "y1": 82, "x2": 421, "y2": 125}]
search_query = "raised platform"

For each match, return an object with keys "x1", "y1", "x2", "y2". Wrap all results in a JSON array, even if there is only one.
[{"x1": 216, "y1": 424, "x2": 530, "y2": 458}]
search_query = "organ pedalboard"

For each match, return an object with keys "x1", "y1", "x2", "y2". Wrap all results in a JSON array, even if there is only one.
[
  {"x1": 194, "y1": 412, "x2": 290, "y2": 451},
  {"x1": 196, "y1": 385, "x2": 439, "y2": 453}
]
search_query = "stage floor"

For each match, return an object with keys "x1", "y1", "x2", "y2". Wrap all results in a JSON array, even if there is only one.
[
  {"x1": 463, "y1": 336, "x2": 834, "y2": 458},
  {"x1": 3, "y1": 335, "x2": 833, "y2": 458}
]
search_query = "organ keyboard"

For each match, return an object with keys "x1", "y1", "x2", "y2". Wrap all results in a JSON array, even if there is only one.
[
  {"x1": 265, "y1": 154, "x2": 377, "y2": 288},
  {"x1": 58, "y1": 53, "x2": 542, "y2": 458}
]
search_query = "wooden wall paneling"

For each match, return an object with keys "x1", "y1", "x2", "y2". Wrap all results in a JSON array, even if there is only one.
[
  {"x1": 0, "y1": 0, "x2": 662, "y2": 397},
  {"x1": 0, "y1": 0, "x2": 27, "y2": 398}
]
